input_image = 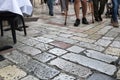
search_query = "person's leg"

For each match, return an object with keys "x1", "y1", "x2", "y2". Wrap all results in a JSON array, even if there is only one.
[
  {"x1": 81, "y1": 0, "x2": 89, "y2": 24},
  {"x1": 47, "y1": 0, "x2": 54, "y2": 16},
  {"x1": 92, "y1": 0, "x2": 99, "y2": 21},
  {"x1": 98, "y1": 0, "x2": 107, "y2": 21},
  {"x1": 60, "y1": 0, "x2": 66, "y2": 14},
  {"x1": 74, "y1": 0, "x2": 80, "y2": 26},
  {"x1": 111, "y1": 0, "x2": 119, "y2": 27}
]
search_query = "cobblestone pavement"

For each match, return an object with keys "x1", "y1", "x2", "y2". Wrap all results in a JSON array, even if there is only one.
[{"x1": 0, "y1": 4, "x2": 120, "y2": 80}]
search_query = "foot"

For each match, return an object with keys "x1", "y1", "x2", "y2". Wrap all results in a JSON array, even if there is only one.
[
  {"x1": 95, "y1": 18, "x2": 100, "y2": 22},
  {"x1": 112, "y1": 21, "x2": 119, "y2": 28},
  {"x1": 74, "y1": 19, "x2": 80, "y2": 27},
  {"x1": 82, "y1": 17, "x2": 89, "y2": 24},
  {"x1": 49, "y1": 12, "x2": 54, "y2": 16},
  {"x1": 98, "y1": 15, "x2": 102, "y2": 21}
]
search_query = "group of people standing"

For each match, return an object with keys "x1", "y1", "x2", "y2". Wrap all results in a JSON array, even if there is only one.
[{"x1": 45, "y1": 0, "x2": 120, "y2": 27}]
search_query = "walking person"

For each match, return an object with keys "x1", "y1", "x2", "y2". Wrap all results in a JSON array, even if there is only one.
[
  {"x1": 92, "y1": 0, "x2": 108, "y2": 21},
  {"x1": 46, "y1": 0, "x2": 54, "y2": 16},
  {"x1": 111, "y1": 0, "x2": 120, "y2": 27},
  {"x1": 74, "y1": 0, "x2": 89, "y2": 27}
]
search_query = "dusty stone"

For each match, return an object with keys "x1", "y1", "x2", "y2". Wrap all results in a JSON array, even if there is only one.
[
  {"x1": 21, "y1": 75, "x2": 39, "y2": 80},
  {"x1": 67, "y1": 46, "x2": 85, "y2": 53}
]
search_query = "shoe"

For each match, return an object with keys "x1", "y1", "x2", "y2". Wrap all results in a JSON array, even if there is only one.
[
  {"x1": 74, "y1": 19, "x2": 80, "y2": 27},
  {"x1": 49, "y1": 13, "x2": 54, "y2": 16},
  {"x1": 98, "y1": 15, "x2": 102, "y2": 21},
  {"x1": 112, "y1": 21, "x2": 119, "y2": 28},
  {"x1": 82, "y1": 17, "x2": 89, "y2": 24},
  {"x1": 95, "y1": 18, "x2": 100, "y2": 22}
]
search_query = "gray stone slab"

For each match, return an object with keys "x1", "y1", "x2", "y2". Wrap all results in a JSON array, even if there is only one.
[
  {"x1": 53, "y1": 37, "x2": 78, "y2": 44},
  {"x1": 52, "y1": 73, "x2": 76, "y2": 80},
  {"x1": 67, "y1": 46, "x2": 85, "y2": 53},
  {"x1": 33, "y1": 37, "x2": 54, "y2": 43},
  {"x1": 48, "y1": 48, "x2": 67, "y2": 56},
  {"x1": 117, "y1": 69, "x2": 120, "y2": 79},
  {"x1": 33, "y1": 52, "x2": 56, "y2": 62},
  {"x1": 105, "y1": 31, "x2": 119, "y2": 38},
  {"x1": 4, "y1": 50, "x2": 31, "y2": 65},
  {"x1": 95, "y1": 39, "x2": 111, "y2": 47},
  {"x1": 18, "y1": 46, "x2": 41, "y2": 56},
  {"x1": 21, "y1": 59, "x2": 60, "y2": 79},
  {"x1": 87, "y1": 73, "x2": 116, "y2": 80},
  {"x1": 62, "y1": 53, "x2": 117, "y2": 75},
  {"x1": 84, "y1": 50, "x2": 118, "y2": 63},
  {"x1": 35, "y1": 42, "x2": 54, "y2": 51},
  {"x1": 110, "y1": 41, "x2": 120, "y2": 48},
  {"x1": 21, "y1": 75, "x2": 39, "y2": 80},
  {"x1": 77, "y1": 42, "x2": 105, "y2": 51},
  {"x1": 0, "y1": 60, "x2": 13, "y2": 69},
  {"x1": 49, "y1": 58, "x2": 92, "y2": 78}
]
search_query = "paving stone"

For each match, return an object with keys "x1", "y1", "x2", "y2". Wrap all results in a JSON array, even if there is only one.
[
  {"x1": 88, "y1": 34, "x2": 102, "y2": 40},
  {"x1": 105, "y1": 31, "x2": 119, "y2": 38},
  {"x1": 21, "y1": 75, "x2": 39, "y2": 80},
  {"x1": 0, "y1": 60, "x2": 13, "y2": 69},
  {"x1": 49, "y1": 58, "x2": 92, "y2": 78},
  {"x1": 77, "y1": 42, "x2": 105, "y2": 51},
  {"x1": 115, "y1": 36, "x2": 120, "y2": 41},
  {"x1": 117, "y1": 69, "x2": 120, "y2": 79},
  {"x1": 84, "y1": 50, "x2": 118, "y2": 63},
  {"x1": 97, "y1": 26, "x2": 112, "y2": 35},
  {"x1": 33, "y1": 52, "x2": 56, "y2": 62},
  {"x1": 105, "y1": 47, "x2": 120, "y2": 56},
  {"x1": 34, "y1": 37, "x2": 54, "y2": 43},
  {"x1": 53, "y1": 37, "x2": 78, "y2": 44},
  {"x1": 72, "y1": 33, "x2": 88, "y2": 38},
  {"x1": 52, "y1": 73, "x2": 76, "y2": 80},
  {"x1": 67, "y1": 46, "x2": 85, "y2": 53},
  {"x1": 18, "y1": 45, "x2": 41, "y2": 56},
  {"x1": 35, "y1": 42, "x2": 54, "y2": 51},
  {"x1": 48, "y1": 48, "x2": 67, "y2": 56},
  {"x1": 102, "y1": 37, "x2": 114, "y2": 40},
  {"x1": 58, "y1": 33, "x2": 73, "y2": 38},
  {"x1": 0, "y1": 65, "x2": 27, "y2": 80},
  {"x1": 4, "y1": 50, "x2": 31, "y2": 65},
  {"x1": 95, "y1": 39, "x2": 111, "y2": 47},
  {"x1": 71, "y1": 36, "x2": 95, "y2": 43},
  {"x1": 110, "y1": 41, "x2": 120, "y2": 48},
  {"x1": 62, "y1": 53, "x2": 117, "y2": 75},
  {"x1": 50, "y1": 41, "x2": 72, "y2": 49},
  {"x1": 87, "y1": 72, "x2": 116, "y2": 80},
  {"x1": 21, "y1": 59, "x2": 60, "y2": 79},
  {"x1": 21, "y1": 38, "x2": 39, "y2": 46}
]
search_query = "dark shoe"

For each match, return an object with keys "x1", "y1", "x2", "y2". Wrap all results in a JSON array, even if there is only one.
[
  {"x1": 49, "y1": 13, "x2": 54, "y2": 16},
  {"x1": 82, "y1": 17, "x2": 89, "y2": 24},
  {"x1": 95, "y1": 18, "x2": 100, "y2": 22},
  {"x1": 49, "y1": 12, "x2": 54, "y2": 16},
  {"x1": 98, "y1": 15, "x2": 102, "y2": 21},
  {"x1": 74, "y1": 19, "x2": 80, "y2": 27},
  {"x1": 0, "y1": 55, "x2": 5, "y2": 61}
]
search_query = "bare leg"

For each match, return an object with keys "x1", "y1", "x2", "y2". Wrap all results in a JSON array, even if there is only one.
[
  {"x1": 81, "y1": 0, "x2": 87, "y2": 18},
  {"x1": 74, "y1": 0, "x2": 80, "y2": 19}
]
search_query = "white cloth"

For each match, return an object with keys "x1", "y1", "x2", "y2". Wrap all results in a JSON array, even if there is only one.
[{"x1": 0, "y1": 0, "x2": 33, "y2": 16}]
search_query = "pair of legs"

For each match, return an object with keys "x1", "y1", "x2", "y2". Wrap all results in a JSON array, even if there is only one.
[
  {"x1": 92, "y1": 0, "x2": 107, "y2": 21},
  {"x1": 111, "y1": 0, "x2": 120, "y2": 27},
  {"x1": 74, "y1": 0, "x2": 89, "y2": 26},
  {"x1": 46, "y1": 0, "x2": 54, "y2": 16}
]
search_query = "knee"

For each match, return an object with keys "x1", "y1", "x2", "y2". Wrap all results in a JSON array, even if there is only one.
[
  {"x1": 81, "y1": 0, "x2": 87, "y2": 3},
  {"x1": 74, "y1": 0, "x2": 80, "y2": 4}
]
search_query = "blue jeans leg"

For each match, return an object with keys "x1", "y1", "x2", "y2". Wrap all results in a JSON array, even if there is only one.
[
  {"x1": 47, "y1": 0, "x2": 54, "y2": 14},
  {"x1": 112, "y1": 0, "x2": 119, "y2": 22}
]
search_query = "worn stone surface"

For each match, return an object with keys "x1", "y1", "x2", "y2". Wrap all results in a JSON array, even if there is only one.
[
  {"x1": 50, "y1": 41, "x2": 72, "y2": 49},
  {"x1": 33, "y1": 52, "x2": 56, "y2": 62},
  {"x1": 4, "y1": 50, "x2": 31, "y2": 65},
  {"x1": 87, "y1": 73, "x2": 116, "y2": 80},
  {"x1": 33, "y1": 37, "x2": 54, "y2": 43},
  {"x1": 84, "y1": 50, "x2": 118, "y2": 63},
  {"x1": 49, "y1": 58, "x2": 92, "y2": 78},
  {"x1": 48, "y1": 48, "x2": 67, "y2": 56},
  {"x1": 0, "y1": 60, "x2": 13, "y2": 69},
  {"x1": 18, "y1": 45, "x2": 41, "y2": 56},
  {"x1": 105, "y1": 47, "x2": 120, "y2": 56},
  {"x1": 62, "y1": 53, "x2": 117, "y2": 75},
  {"x1": 52, "y1": 73, "x2": 76, "y2": 80},
  {"x1": 117, "y1": 69, "x2": 120, "y2": 79},
  {"x1": 67, "y1": 46, "x2": 85, "y2": 53},
  {"x1": 110, "y1": 41, "x2": 120, "y2": 48},
  {"x1": 21, "y1": 75, "x2": 39, "y2": 80},
  {"x1": 77, "y1": 42, "x2": 105, "y2": 51},
  {"x1": 21, "y1": 60, "x2": 60, "y2": 79},
  {"x1": 35, "y1": 42, "x2": 54, "y2": 51},
  {"x1": 0, "y1": 65, "x2": 27, "y2": 80},
  {"x1": 95, "y1": 39, "x2": 111, "y2": 47}
]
